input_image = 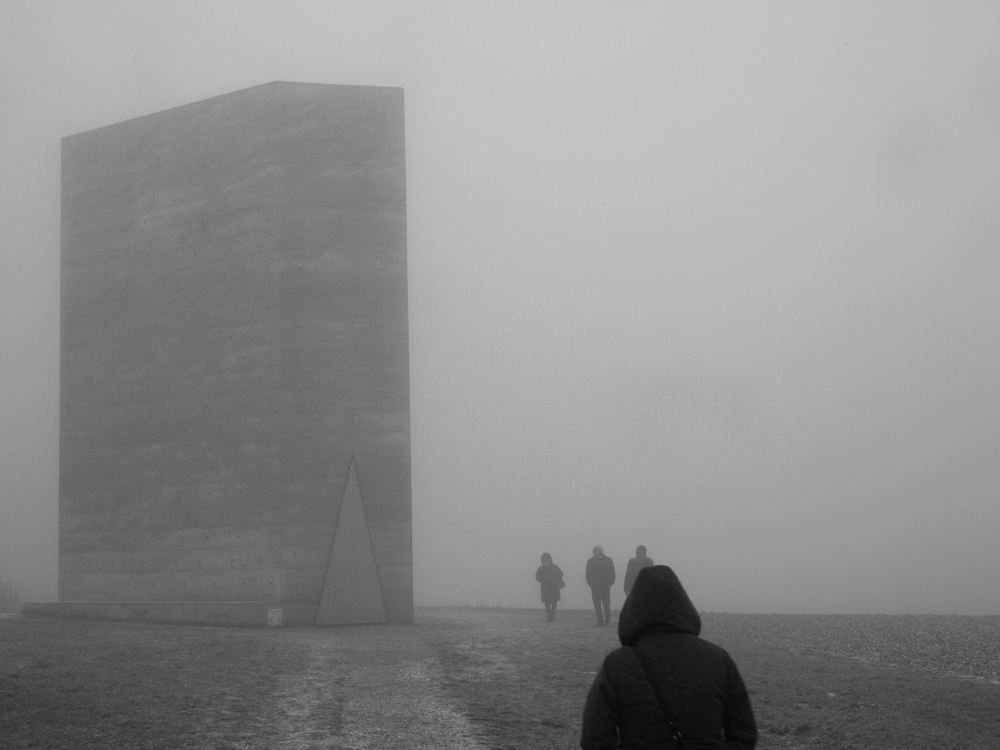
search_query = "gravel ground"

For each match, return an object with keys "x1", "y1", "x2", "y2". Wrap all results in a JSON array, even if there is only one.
[
  {"x1": 5, "y1": 608, "x2": 999, "y2": 749},
  {"x1": 700, "y1": 612, "x2": 1000, "y2": 684}
]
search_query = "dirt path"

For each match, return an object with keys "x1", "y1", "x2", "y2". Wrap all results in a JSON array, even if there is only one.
[
  {"x1": 257, "y1": 607, "x2": 610, "y2": 749},
  {"x1": 269, "y1": 625, "x2": 485, "y2": 750}
]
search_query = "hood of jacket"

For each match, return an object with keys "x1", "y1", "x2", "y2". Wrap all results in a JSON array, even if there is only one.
[{"x1": 618, "y1": 565, "x2": 701, "y2": 646}]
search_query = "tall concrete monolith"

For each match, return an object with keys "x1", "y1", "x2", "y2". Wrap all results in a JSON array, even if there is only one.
[{"x1": 57, "y1": 81, "x2": 411, "y2": 626}]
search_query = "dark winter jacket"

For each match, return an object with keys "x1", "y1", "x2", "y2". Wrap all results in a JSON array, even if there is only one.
[
  {"x1": 536, "y1": 563, "x2": 565, "y2": 603},
  {"x1": 580, "y1": 566, "x2": 757, "y2": 749},
  {"x1": 623, "y1": 555, "x2": 654, "y2": 594},
  {"x1": 586, "y1": 554, "x2": 616, "y2": 591}
]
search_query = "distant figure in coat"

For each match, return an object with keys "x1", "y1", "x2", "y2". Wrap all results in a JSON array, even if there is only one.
[
  {"x1": 580, "y1": 566, "x2": 757, "y2": 749},
  {"x1": 585, "y1": 545, "x2": 616, "y2": 626},
  {"x1": 623, "y1": 545, "x2": 653, "y2": 595},
  {"x1": 535, "y1": 553, "x2": 565, "y2": 622}
]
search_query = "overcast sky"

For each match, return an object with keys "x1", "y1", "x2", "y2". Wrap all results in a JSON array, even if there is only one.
[{"x1": 2, "y1": 2, "x2": 998, "y2": 615}]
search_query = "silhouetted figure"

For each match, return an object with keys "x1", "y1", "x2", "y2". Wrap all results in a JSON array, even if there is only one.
[
  {"x1": 580, "y1": 566, "x2": 757, "y2": 750},
  {"x1": 585, "y1": 545, "x2": 616, "y2": 626},
  {"x1": 535, "y1": 552, "x2": 565, "y2": 622},
  {"x1": 623, "y1": 545, "x2": 653, "y2": 595}
]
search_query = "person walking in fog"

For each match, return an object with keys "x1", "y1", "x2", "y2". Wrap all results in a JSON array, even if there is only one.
[
  {"x1": 585, "y1": 545, "x2": 616, "y2": 626},
  {"x1": 580, "y1": 566, "x2": 757, "y2": 749},
  {"x1": 535, "y1": 553, "x2": 565, "y2": 622},
  {"x1": 623, "y1": 545, "x2": 653, "y2": 596}
]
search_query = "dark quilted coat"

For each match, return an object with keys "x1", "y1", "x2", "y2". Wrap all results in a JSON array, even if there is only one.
[{"x1": 580, "y1": 566, "x2": 757, "y2": 749}]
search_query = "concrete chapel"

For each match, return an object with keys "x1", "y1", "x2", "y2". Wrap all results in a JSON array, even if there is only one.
[{"x1": 50, "y1": 81, "x2": 412, "y2": 626}]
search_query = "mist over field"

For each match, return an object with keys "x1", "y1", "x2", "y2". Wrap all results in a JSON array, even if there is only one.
[{"x1": 2, "y1": 2, "x2": 999, "y2": 615}]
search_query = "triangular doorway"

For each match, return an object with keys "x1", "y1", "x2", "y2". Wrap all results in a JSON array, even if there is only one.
[{"x1": 316, "y1": 457, "x2": 388, "y2": 625}]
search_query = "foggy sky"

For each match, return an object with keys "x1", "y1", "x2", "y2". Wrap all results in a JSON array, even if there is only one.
[{"x1": 2, "y1": 2, "x2": 998, "y2": 615}]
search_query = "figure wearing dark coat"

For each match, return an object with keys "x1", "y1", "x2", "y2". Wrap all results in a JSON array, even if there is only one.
[
  {"x1": 623, "y1": 554, "x2": 654, "y2": 595},
  {"x1": 536, "y1": 560, "x2": 565, "y2": 622},
  {"x1": 580, "y1": 566, "x2": 757, "y2": 749},
  {"x1": 586, "y1": 550, "x2": 616, "y2": 626},
  {"x1": 536, "y1": 563, "x2": 564, "y2": 604}
]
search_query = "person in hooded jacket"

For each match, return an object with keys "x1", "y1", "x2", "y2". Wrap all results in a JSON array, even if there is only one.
[{"x1": 580, "y1": 566, "x2": 757, "y2": 750}]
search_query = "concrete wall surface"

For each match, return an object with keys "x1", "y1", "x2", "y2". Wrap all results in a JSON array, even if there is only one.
[{"x1": 60, "y1": 81, "x2": 411, "y2": 624}]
